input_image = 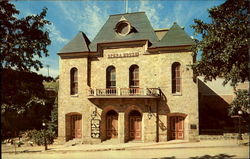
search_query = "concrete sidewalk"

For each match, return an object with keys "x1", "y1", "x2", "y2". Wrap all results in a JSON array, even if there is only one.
[
  {"x1": 50, "y1": 139, "x2": 248, "y2": 152},
  {"x1": 2, "y1": 139, "x2": 249, "y2": 154}
]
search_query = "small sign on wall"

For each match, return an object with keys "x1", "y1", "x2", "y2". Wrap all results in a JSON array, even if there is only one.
[
  {"x1": 190, "y1": 124, "x2": 197, "y2": 129},
  {"x1": 91, "y1": 119, "x2": 100, "y2": 138}
]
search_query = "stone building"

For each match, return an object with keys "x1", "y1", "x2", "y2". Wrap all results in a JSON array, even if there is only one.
[
  {"x1": 57, "y1": 12, "x2": 199, "y2": 144},
  {"x1": 198, "y1": 77, "x2": 249, "y2": 135}
]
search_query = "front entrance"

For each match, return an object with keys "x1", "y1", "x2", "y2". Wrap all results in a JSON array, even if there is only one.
[
  {"x1": 66, "y1": 113, "x2": 82, "y2": 141},
  {"x1": 106, "y1": 110, "x2": 118, "y2": 139},
  {"x1": 170, "y1": 116, "x2": 184, "y2": 140},
  {"x1": 70, "y1": 115, "x2": 82, "y2": 139},
  {"x1": 129, "y1": 110, "x2": 142, "y2": 140}
]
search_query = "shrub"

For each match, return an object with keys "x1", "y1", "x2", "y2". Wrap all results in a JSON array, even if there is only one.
[{"x1": 28, "y1": 129, "x2": 55, "y2": 146}]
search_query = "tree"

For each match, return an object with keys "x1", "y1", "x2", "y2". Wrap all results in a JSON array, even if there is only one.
[
  {"x1": 229, "y1": 89, "x2": 249, "y2": 132},
  {"x1": 0, "y1": 1, "x2": 53, "y2": 139},
  {"x1": 191, "y1": 0, "x2": 249, "y2": 87},
  {"x1": 0, "y1": 0, "x2": 51, "y2": 71},
  {"x1": 229, "y1": 89, "x2": 249, "y2": 115}
]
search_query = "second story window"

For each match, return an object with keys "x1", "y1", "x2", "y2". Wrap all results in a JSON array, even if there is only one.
[
  {"x1": 106, "y1": 66, "x2": 116, "y2": 88},
  {"x1": 70, "y1": 67, "x2": 78, "y2": 95},
  {"x1": 172, "y1": 62, "x2": 181, "y2": 94},
  {"x1": 129, "y1": 65, "x2": 139, "y2": 88}
]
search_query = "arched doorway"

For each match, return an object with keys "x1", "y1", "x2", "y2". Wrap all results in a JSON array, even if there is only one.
[
  {"x1": 106, "y1": 110, "x2": 118, "y2": 139},
  {"x1": 65, "y1": 113, "x2": 82, "y2": 141},
  {"x1": 169, "y1": 116, "x2": 184, "y2": 140},
  {"x1": 129, "y1": 110, "x2": 142, "y2": 140}
]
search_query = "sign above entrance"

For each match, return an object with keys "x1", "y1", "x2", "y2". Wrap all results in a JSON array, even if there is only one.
[{"x1": 107, "y1": 51, "x2": 139, "y2": 58}]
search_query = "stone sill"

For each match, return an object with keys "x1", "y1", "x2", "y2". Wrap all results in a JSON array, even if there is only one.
[
  {"x1": 172, "y1": 93, "x2": 182, "y2": 96},
  {"x1": 71, "y1": 94, "x2": 79, "y2": 97}
]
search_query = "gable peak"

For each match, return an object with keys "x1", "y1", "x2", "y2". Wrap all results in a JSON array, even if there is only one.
[{"x1": 119, "y1": 16, "x2": 127, "y2": 22}]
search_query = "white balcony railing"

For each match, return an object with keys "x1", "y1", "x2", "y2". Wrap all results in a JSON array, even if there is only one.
[{"x1": 88, "y1": 88, "x2": 160, "y2": 97}]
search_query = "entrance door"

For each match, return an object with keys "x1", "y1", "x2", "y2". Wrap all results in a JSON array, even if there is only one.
[
  {"x1": 129, "y1": 110, "x2": 142, "y2": 140},
  {"x1": 71, "y1": 115, "x2": 82, "y2": 139},
  {"x1": 106, "y1": 110, "x2": 118, "y2": 139},
  {"x1": 170, "y1": 116, "x2": 184, "y2": 140}
]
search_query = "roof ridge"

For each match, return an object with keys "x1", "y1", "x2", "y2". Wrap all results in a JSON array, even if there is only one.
[{"x1": 109, "y1": 12, "x2": 145, "y2": 17}]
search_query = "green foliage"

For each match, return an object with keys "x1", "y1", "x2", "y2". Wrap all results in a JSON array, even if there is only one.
[
  {"x1": 0, "y1": 0, "x2": 51, "y2": 71},
  {"x1": 46, "y1": 80, "x2": 59, "y2": 136},
  {"x1": 229, "y1": 89, "x2": 249, "y2": 115},
  {"x1": 0, "y1": 1, "x2": 57, "y2": 140},
  {"x1": 27, "y1": 129, "x2": 55, "y2": 145},
  {"x1": 1, "y1": 69, "x2": 46, "y2": 114},
  {"x1": 191, "y1": 0, "x2": 249, "y2": 86},
  {"x1": 1, "y1": 69, "x2": 56, "y2": 139}
]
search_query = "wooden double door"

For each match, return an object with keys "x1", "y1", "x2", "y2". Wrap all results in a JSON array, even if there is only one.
[
  {"x1": 170, "y1": 116, "x2": 184, "y2": 140},
  {"x1": 106, "y1": 110, "x2": 118, "y2": 139},
  {"x1": 70, "y1": 115, "x2": 82, "y2": 139},
  {"x1": 129, "y1": 111, "x2": 142, "y2": 140}
]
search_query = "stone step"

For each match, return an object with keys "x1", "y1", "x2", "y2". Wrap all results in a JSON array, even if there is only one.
[
  {"x1": 101, "y1": 139, "x2": 120, "y2": 144},
  {"x1": 65, "y1": 139, "x2": 82, "y2": 146}
]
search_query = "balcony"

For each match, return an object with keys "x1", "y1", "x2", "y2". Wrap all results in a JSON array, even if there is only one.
[{"x1": 87, "y1": 88, "x2": 161, "y2": 99}]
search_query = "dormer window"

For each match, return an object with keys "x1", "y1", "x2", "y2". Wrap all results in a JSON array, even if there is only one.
[{"x1": 115, "y1": 20, "x2": 131, "y2": 36}]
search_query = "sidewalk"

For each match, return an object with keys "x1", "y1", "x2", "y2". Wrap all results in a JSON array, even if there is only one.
[
  {"x1": 3, "y1": 139, "x2": 248, "y2": 154},
  {"x1": 51, "y1": 139, "x2": 248, "y2": 152}
]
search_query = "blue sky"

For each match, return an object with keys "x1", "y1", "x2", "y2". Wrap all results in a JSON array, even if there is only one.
[{"x1": 12, "y1": 0, "x2": 225, "y2": 78}]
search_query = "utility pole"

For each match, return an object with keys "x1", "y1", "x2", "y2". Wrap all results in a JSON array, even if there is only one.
[
  {"x1": 46, "y1": 65, "x2": 50, "y2": 77},
  {"x1": 125, "y1": 0, "x2": 128, "y2": 13}
]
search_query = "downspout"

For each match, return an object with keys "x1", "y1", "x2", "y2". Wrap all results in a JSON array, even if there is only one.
[
  {"x1": 156, "y1": 87, "x2": 162, "y2": 142},
  {"x1": 156, "y1": 98, "x2": 159, "y2": 142}
]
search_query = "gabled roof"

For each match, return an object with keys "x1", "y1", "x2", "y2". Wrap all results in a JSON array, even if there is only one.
[
  {"x1": 58, "y1": 31, "x2": 90, "y2": 54},
  {"x1": 89, "y1": 12, "x2": 158, "y2": 52},
  {"x1": 152, "y1": 22, "x2": 194, "y2": 47}
]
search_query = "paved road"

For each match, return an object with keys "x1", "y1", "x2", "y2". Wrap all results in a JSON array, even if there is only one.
[{"x1": 2, "y1": 146, "x2": 249, "y2": 159}]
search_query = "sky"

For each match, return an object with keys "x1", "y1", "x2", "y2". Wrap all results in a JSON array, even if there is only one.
[{"x1": 12, "y1": 0, "x2": 225, "y2": 78}]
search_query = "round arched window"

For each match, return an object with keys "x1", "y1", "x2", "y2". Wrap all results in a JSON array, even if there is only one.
[{"x1": 115, "y1": 21, "x2": 131, "y2": 36}]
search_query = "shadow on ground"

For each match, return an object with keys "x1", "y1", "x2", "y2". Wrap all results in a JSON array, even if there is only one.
[{"x1": 152, "y1": 154, "x2": 235, "y2": 159}]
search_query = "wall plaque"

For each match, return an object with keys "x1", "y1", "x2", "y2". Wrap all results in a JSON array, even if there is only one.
[
  {"x1": 190, "y1": 124, "x2": 197, "y2": 129},
  {"x1": 107, "y1": 51, "x2": 139, "y2": 58},
  {"x1": 91, "y1": 119, "x2": 100, "y2": 138}
]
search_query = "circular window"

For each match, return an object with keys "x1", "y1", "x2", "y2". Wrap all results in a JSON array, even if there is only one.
[{"x1": 115, "y1": 21, "x2": 131, "y2": 36}]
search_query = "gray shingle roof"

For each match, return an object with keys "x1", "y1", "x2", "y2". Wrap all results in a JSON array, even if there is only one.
[
  {"x1": 89, "y1": 12, "x2": 159, "y2": 52},
  {"x1": 152, "y1": 22, "x2": 194, "y2": 47},
  {"x1": 58, "y1": 31, "x2": 90, "y2": 54},
  {"x1": 58, "y1": 13, "x2": 194, "y2": 54}
]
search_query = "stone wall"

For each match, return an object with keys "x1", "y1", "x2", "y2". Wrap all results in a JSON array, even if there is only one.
[{"x1": 58, "y1": 43, "x2": 199, "y2": 143}]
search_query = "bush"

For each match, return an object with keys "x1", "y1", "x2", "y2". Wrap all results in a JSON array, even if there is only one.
[{"x1": 28, "y1": 129, "x2": 55, "y2": 146}]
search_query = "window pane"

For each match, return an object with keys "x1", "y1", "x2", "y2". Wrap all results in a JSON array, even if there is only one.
[
  {"x1": 130, "y1": 65, "x2": 139, "y2": 88},
  {"x1": 107, "y1": 66, "x2": 116, "y2": 88},
  {"x1": 111, "y1": 73, "x2": 115, "y2": 81},
  {"x1": 71, "y1": 68, "x2": 78, "y2": 95},
  {"x1": 75, "y1": 82, "x2": 78, "y2": 94},
  {"x1": 172, "y1": 63, "x2": 181, "y2": 93}
]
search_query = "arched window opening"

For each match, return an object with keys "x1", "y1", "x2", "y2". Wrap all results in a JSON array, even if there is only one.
[
  {"x1": 129, "y1": 65, "x2": 139, "y2": 88},
  {"x1": 172, "y1": 62, "x2": 181, "y2": 93},
  {"x1": 70, "y1": 68, "x2": 78, "y2": 95},
  {"x1": 106, "y1": 66, "x2": 116, "y2": 88}
]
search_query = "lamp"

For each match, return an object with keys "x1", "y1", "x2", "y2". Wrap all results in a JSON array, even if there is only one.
[
  {"x1": 147, "y1": 106, "x2": 153, "y2": 119},
  {"x1": 237, "y1": 110, "x2": 243, "y2": 142},
  {"x1": 42, "y1": 122, "x2": 48, "y2": 150},
  {"x1": 91, "y1": 107, "x2": 97, "y2": 119},
  {"x1": 238, "y1": 110, "x2": 243, "y2": 115}
]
